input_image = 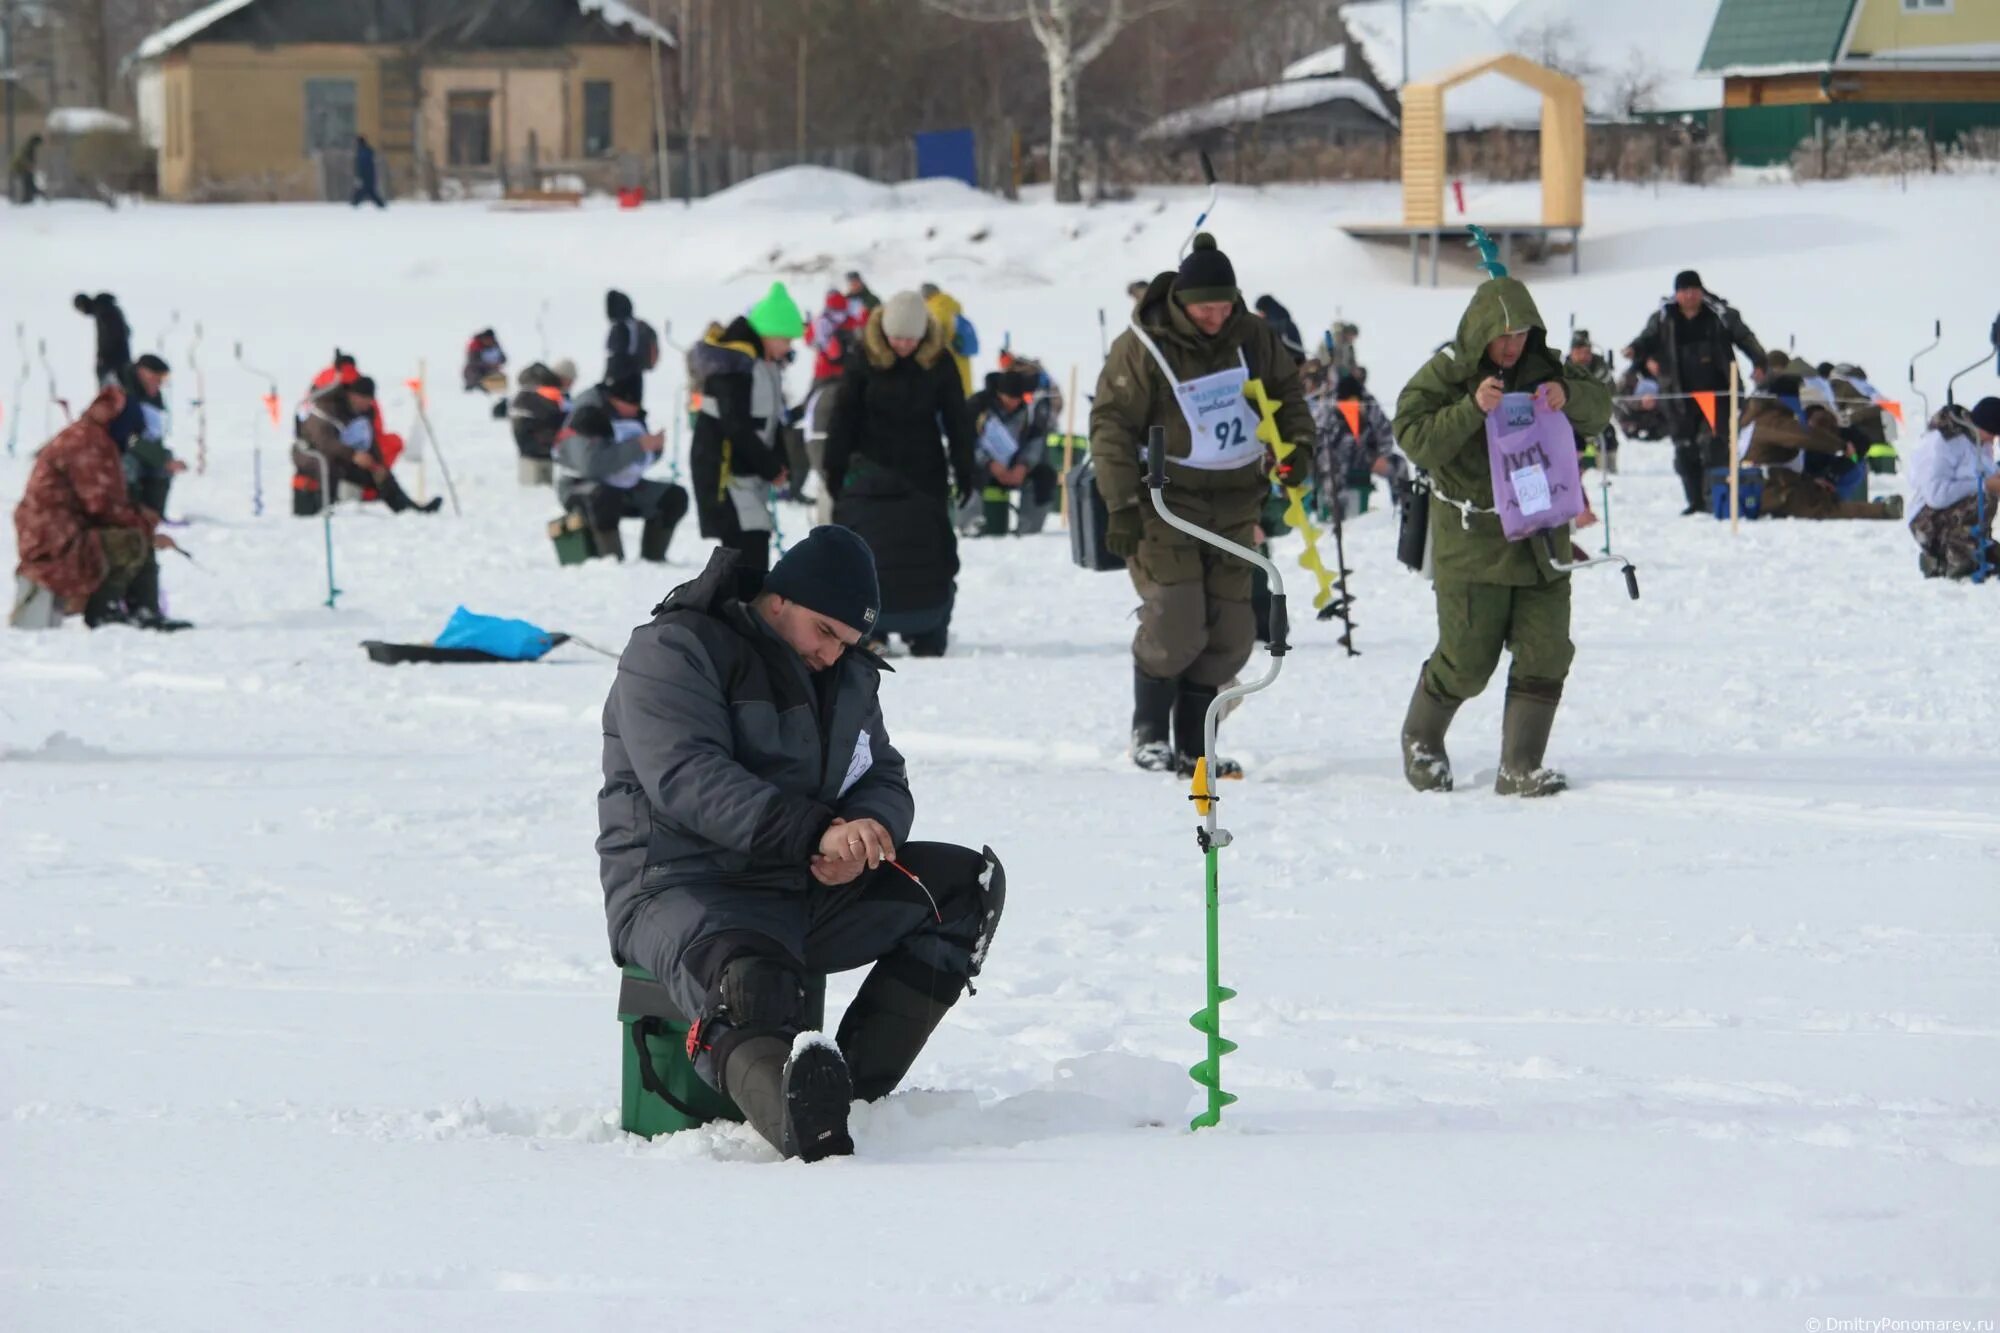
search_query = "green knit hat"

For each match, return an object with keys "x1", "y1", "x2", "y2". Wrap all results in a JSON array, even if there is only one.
[{"x1": 746, "y1": 281, "x2": 805, "y2": 339}]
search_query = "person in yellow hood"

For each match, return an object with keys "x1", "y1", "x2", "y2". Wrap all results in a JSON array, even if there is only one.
[{"x1": 921, "y1": 283, "x2": 977, "y2": 395}]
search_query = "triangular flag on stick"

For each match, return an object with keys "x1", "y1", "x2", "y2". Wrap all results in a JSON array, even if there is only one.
[
  {"x1": 262, "y1": 391, "x2": 280, "y2": 426},
  {"x1": 1338, "y1": 399, "x2": 1362, "y2": 439},
  {"x1": 1692, "y1": 391, "x2": 1718, "y2": 432},
  {"x1": 1877, "y1": 398, "x2": 1904, "y2": 425}
]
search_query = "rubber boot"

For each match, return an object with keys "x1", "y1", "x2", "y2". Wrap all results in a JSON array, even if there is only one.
[
  {"x1": 1494, "y1": 689, "x2": 1568, "y2": 797},
  {"x1": 1400, "y1": 675, "x2": 1460, "y2": 793},
  {"x1": 638, "y1": 513, "x2": 675, "y2": 562},
  {"x1": 1673, "y1": 441, "x2": 1706, "y2": 515},
  {"x1": 723, "y1": 1033, "x2": 854, "y2": 1162},
  {"x1": 1132, "y1": 667, "x2": 1178, "y2": 772},
  {"x1": 835, "y1": 962, "x2": 963, "y2": 1103},
  {"x1": 1173, "y1": 682, "x2": 1242, "y2": 780},
  {"x1": 591, "y1": 526, "x2": 625, "y2": 562}
]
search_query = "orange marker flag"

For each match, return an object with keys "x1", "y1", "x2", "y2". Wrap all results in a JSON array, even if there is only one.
[
  {"x1": 1338, "y1": 399, "x2": 1363, "y2": 439},
  {"x1": 1692, "y1": 391, "x2": 1718, "y2": 432},
  {"x1": 1877, "y1": 398, "x2": 1904, "y2": 425},
  {"x1": 405, "y1": 376, "x2": 426, "y2": 410},
  {"x1": 262, "y1": 391, "x2": 281, "y2": 426}
]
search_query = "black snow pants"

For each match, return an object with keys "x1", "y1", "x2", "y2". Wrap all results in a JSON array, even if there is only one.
[{"x1": 619, "y1": 842, "x2": 1000, "y2": 1097}]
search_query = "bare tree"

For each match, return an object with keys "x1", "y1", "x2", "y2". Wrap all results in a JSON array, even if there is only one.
[
  {"x1": 1605, "y1": 50, "x2": 1664, "y2": 120},
  {"x1": 924, "y1": 0, "x2": 1183, "y2": 203}
]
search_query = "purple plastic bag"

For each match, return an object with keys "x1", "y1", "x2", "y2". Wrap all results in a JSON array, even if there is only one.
[{"x1": 1485, "y1": 391, "x2": 1584, "y2": 541}]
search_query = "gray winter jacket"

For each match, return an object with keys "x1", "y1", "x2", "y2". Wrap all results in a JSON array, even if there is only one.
[
  {"x1": 554, "y1": 385, "x2": 651, "y2": 503},
  {"x1": 598, "y1": 549, "x2": 915, "y2": 962}
]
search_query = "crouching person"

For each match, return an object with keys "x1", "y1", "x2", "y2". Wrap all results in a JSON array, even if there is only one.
[
  {"x1": 12, "y1": 386, "x2": 186, "y2": 631},
  {"x1": 598, "y1": 527, "x2": 1004, "y2": 1161},
  {"x1": 1739, "y1": 375, "x2": 1902, "y2": 521},
  {"x1": 1907, "y1": 398, "x2": 2000, "y2": 579}
]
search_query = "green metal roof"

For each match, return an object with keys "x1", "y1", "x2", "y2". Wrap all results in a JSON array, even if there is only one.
[{"x1": 1698, "y1": 0, "x2": 1857, "y2": 73}]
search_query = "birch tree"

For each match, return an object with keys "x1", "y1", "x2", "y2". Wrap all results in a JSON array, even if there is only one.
[{"x1": 926, "y1": 0, "x2": 1184, "y2": 204}]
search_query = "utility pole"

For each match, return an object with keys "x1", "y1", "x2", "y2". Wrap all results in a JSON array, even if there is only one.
[
  {"x1": 794, "y1": 30, "x2": 805, "y2": 158},
  {"x1": 4, "y1": 0, "x2": 19, "y2": 179},
  {"x1": 648, "y1": 0, "x2": 668, "y2": 199},
  {"x1": 1399, "y1": 0, "x2": 1409, "y2": 91}
]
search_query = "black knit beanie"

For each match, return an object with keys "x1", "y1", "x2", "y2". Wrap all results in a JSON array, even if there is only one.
[
  {"x1": 347, "y1": 376, "x2": 377, "y2": 397},
  {"x1": 1174, "y1": 232, "x2": 1238, "y2": 307},
  {"x1": 1674, "y1": 269, "x2": 1703, "y2": 293},
  {"x1": 1971, "y1": 397, "x2": 2000, "y2": 437},
  {"x1": 763, "y1": 525, "x2": 880, "y2": 634}
]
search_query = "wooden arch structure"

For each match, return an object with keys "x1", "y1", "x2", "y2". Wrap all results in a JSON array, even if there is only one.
[{"x1": 1400, "y1": 52, "x2": 1585, "y2": 229}]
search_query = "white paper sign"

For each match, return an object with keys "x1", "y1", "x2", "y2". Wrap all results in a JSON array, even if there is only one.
[
  {"x1": 1512, "y1": 464, "x2": 1551, "y2": 516},
  {"x1": 837, "y1": 729, "x2": 874, "y2": 798}
]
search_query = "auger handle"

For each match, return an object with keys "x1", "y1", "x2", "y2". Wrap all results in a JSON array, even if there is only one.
[
  {"x1": 1146, "y1": 424, "x2": 1167, "y2": 490},
  {"x1": 1198, "y1": 151, "x2": 1216, "y2": 186}
]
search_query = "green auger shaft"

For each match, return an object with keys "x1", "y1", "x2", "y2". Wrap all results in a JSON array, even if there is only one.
[{"x1": 1188, "y1": 843, "x2": 1238, "y2": 1130}]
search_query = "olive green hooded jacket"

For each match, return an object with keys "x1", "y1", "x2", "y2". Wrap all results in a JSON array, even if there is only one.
[
  {"x1": 1089, "y1": 272, "x2": 1313, "y2": 515},
  {"x1": 1395, "y1": 277, "x2": 1612, "y2": 586}
]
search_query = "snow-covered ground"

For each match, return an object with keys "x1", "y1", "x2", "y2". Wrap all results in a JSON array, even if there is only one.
[{"x1": 3, "y1": 173, "x2": 1998, "y2": 1331}]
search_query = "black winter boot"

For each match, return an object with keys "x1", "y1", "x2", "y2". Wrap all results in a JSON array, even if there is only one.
[
  {"x1": 591, "y1": 526, "x2": 625, "y2": 562},
  {"x1": 723, "y1": 1033, "x2": 855, "y2": 1162},
  {"x1": 835, "y1": 962, "x2": 963, "y2": 1103},
  {"x1": 1495, "y1": 687, "x2": 1568, "y2": 797},
  {"x1": 638, "y1": 513, "x2": 676, "y2": 562},
  {"x1": 1173, "y1": 682, "x2": 1242, "y2": 780},
  {"x1": 1400, "y1": 674, "x2": 1461, "y2": 793},
  {"x1": 1132, "y1": 667, "x2": 1178, "y2": 772}
]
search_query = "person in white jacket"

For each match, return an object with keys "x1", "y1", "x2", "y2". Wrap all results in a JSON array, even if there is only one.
[{"x1": 1906, "y1": 397, "x2": 2000, "y2": 579}]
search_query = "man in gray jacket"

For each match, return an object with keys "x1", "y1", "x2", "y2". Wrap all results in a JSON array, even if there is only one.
[
  {"x1": 554, "y1": 375, "x2": 688, "y2": 562},
  {"x1": 599, "y1": 526, "x2": 1005, "y2": 1160}
]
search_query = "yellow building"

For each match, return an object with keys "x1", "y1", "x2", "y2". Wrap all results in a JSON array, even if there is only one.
[
  {"x1": 131, "y1": 0, "x2": 675, "y2": 202},
  {"x1": 1699, "y1": 0, "x2": 2000, "y2": 165}
]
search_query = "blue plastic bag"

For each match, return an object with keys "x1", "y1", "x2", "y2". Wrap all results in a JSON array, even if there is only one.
[
  {"x1": 433, "y1": 606, "x2": 558, "y2": 660},
  {"x1": 954, "y1": 314, "x2": 979, "y2": 357}
]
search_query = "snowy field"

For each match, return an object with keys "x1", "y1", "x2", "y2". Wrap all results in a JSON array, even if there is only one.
[{"x1": 3, "y1": 173, "x2": 1998, "y2": 1331}]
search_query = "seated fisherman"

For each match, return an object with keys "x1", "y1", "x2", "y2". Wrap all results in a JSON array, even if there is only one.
[
  {"x1": 961, "y1": 369, "x2": 1058, "y2": 536},
  {"x1": 598, "y1": 527, "x2": 1005, "y2": 1161},
  {"x1": 553, "y1": 375, "x2": 688, "y2": 562},
  {"x1": 295, "y1": 375, "x2": 440, "y2": 515},
  {"x1": 464, "y1": 328, "x2": 507, "y2": 393},
  {"x1": 510, "y1": 358, "x2": 577, "y2": 485},
  {"x1": 1737, "y1": 373, "x2": 1902, "y2": 521}
]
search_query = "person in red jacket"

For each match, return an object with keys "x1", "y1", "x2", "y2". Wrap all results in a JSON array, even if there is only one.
[{"x1": 11, "y1": 386, "x2": 189, "y2": 631}]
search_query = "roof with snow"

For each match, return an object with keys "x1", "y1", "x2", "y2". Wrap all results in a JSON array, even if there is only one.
[
  {"x1": 134, "y1": 0, "x2": 673, "y2": 63},
  {"x1": 1140, "y1": 78, "x2": 1396, "y2": 142},
  {"x1": 1342, "y1": 0, "x2": 1541, "y2": 130},
  {"x1": 1339, "y1": 0, "x2": 1722, "y2": 123},
  {"x1": 45, "y1": 108, "x2": 135, "y2": 136},
  {"x1": 1698, "y1": 0, "x2": 1854, "y2": 75},
  {"x1": 1281, "y1": 44, "x2": 1349, "y2": 82},
  {"x1": 1502, "y1": 0, "x2": 1722, "y2": 114}
]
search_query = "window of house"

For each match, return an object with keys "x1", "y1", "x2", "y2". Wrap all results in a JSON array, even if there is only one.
[
  {"x1": 1900, "y1": 0, "x2": 1952, "y2": 13},
  {"x1": 303, "y1": 78, "x2": 357, "y2": 155},
  {"x1": 584, "y1": 81, "x2": 613, "y2": 158},
  {"x1": 447, "y1": 90, "x2": 494, "y2": 167}
]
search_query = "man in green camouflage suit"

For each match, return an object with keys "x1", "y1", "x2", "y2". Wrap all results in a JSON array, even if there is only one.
[
  {"x1": 1394, "y1": 277, "x2": 1612, "y2": 797},
  {"x1": 1090, "y1": 233, "x2": 1313, "y2": 776}
]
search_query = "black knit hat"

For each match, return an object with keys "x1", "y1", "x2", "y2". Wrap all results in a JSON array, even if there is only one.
[
  {"x1": 136, "y1": 353, "x2": 171, "y2": 374},
  {"x1": 347, "y1": 375, "x2": 377, "y2": 397},
  {"x1": 763, "y1": 525, "x2": 880, "y2": 634},
  {"x1": 1674, "y1": 269, "x2": 1703, "y2": 292},
  {"x1": 604, "y1": 374, "x2": 644, "y2": 405},
  {"x1": 1174, "y1": 232, "x2": 1238, "y2": 307},
  {"x1": 566, "y1": 403, "x2": 612, "y2": 439},
  {"x1": 1971, "y1": 397, "x2": 2000, "y2": 436}
]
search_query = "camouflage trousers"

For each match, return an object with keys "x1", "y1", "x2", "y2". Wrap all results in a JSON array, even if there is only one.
[{"x1": 1910, "y1": 495, "x2": 1994, "y2": 579}]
